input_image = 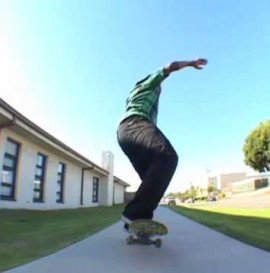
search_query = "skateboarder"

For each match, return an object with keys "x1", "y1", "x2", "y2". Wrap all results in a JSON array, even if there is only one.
[{"x1": 117, "y1": 59, "x2": 207, "y2": 230}]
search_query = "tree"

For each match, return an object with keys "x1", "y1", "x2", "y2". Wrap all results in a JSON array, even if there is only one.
[
  {"x1": 189, "y1": 186, "x2": 197, "y2": 199},
  {"x1": 243, "y1": 120, "x2": 270, "y2": 172},
  {"x1": 207, "y1": 185, "x2": 215, "y2": 193}
]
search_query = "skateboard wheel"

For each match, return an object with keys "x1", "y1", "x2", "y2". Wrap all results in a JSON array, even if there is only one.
[
  {"x1": 127, "y1": 235, "x2": 134, "y2": 245},
  {"x1": 155, "y1": 239, "x2": 162, "y2": 248}
]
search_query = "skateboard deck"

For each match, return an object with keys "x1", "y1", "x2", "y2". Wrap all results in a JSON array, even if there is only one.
[{"x1": 126, "y1": 219, "x2": 168, "y2": 248}]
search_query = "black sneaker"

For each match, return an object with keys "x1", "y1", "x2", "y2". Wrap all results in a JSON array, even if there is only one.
[{"x1": 123, "y1": 223, "x2": 130, "y2": 232}]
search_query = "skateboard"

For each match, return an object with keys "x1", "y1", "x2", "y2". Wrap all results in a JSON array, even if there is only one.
[{"x1": 126, "y1": 219, "x2": 168, "y2": 248}]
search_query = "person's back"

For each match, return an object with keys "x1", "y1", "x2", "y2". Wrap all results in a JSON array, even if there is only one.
[{"x1": 122, "y1": 68, "x2": 168, "y2": 125}]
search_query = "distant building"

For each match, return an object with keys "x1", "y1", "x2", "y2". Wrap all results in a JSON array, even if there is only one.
[
  {"x1": 219, "y1": 172, "x2": 247, "y2": 191},
  {"x1": 0, "y1": 98, "x2": 129, "y2": 210},
  {"x1": 231, "y1": 172, "x2": 270, "y2": 194},
  {"x1": 208, "y1": 176, "x2": 218, "y2": 189},
  {"x1": 208, "y1": 172, "x2": 247, "y2": 192},
  {"x1": 208, "y1": 171, "x2": 270, "y2": 194}
]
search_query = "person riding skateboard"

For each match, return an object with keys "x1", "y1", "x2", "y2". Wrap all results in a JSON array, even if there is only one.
[{"x1": 117, "y1": 59, "x2": 208, "y2": 230}]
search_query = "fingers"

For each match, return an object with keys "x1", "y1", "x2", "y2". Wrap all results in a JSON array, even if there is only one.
[
  {"x1": 194, "y1": 59, "x2": 207, "y2": 69},
  {"x1": 190, "y1": 58, "x2": 207, "y2": 70},
  {"x1": 198, "y1": 59, "x2": 208, "y2": 65}
]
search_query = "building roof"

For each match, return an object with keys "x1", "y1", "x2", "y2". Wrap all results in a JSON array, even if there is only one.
[
  {"x1": 0, "y1": 98, "x2": 129, "y2": 186},
  {"x1": 114, "y1": 176, "x2": 130, "y2": 188}
]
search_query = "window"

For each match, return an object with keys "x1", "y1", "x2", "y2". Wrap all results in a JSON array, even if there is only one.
[
  {"x1": 92, "y1": 177, "x2": 99, "y2": 203},
  {"x1": 33, "y1": 153, "x2": 47, "y2": 203},
  {"x1": 0, "y1": 139, "x2": 20, "y2": 201},
  {"x1": 57, "y1": 163, "x2": 65, "y2": 203}
]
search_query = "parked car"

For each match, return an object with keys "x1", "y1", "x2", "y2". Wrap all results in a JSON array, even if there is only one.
[
  {"x1": 207, "y1": 196, "x2": 218, "y2": 201},
  {"x1": 166, "y1": 197, "x2": 176, "y2": 205},
  {"x1": 184, "y1": 198, "x2": 194, "y2": 204},
  {"x1": 160, "y1": 196, "x2": 176, "y2": 205}
]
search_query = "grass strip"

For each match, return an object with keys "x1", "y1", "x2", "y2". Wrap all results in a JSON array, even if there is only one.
[
  {"x1": 0, "y1": 205, "x2": 124, "y2": 271},
  {"x1": 169, "y1": 205, "x2": 270, "y2": 252}
]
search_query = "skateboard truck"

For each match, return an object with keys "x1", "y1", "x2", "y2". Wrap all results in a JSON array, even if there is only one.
[
  {"x1": 127, "y1": 234, "x2": 162, "y2": 248},
  {"x1": 126, "y1": 219, "x2": 167, "y2": 248}
]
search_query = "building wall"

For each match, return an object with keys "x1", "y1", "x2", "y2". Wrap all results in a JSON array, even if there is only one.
[
  {"x1": 220, "y1": 173, "x2": 246, "y2": 190},
  {"x1": 232, "y1": 179, "x2": 255, "y2": 193},
  {"x1": 113, "y1": 183, "x2": 125, "y2": 204},
  {"x1": 124, "y1": 191, "x2": 135, "y2": 203},
  {"x1": 99, "y1": 176, "x2": 108, "y2": 206},
  {"x1": 0, "y1": 128, "x2": 102, "y2": 209},
  {"x1": 63, "y1": 163, "x2": 82, "y2": 209},
  {"x1": 232, "y1": 174, "x2": 270, "y2": 194},
  {"x1": 100, "y1": 151, "x2": 114, "y2": 206},
  {"x1": 82, "y1": 171, "x2": 100, "y2": 207}
]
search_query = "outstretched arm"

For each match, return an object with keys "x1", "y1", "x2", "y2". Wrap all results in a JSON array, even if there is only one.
[
  {"x1": 139, "y1": 59, "x2": 207, "y2": 87},
  {"x1": 164, "y1": 59, "x2": 208, "y2": 75}
]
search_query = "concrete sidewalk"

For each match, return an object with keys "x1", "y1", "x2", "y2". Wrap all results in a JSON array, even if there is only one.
[{"x1": 5, "y1": 206, "x2": 270, "y2": 273}]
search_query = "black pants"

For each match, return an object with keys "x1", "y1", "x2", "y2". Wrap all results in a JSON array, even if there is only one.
[{"x1": 117, "y1": 116, "x2": 178, "y2": 220}]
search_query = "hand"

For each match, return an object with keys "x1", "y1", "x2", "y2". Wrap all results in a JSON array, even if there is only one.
[
  {"x1": 164, "y1": 59, "x2": 208, "y2": 74},
  {"x1": 190, "y1": 59, "x2": 208, "y2": 69}
]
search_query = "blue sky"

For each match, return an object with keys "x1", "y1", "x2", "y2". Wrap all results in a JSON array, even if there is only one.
[{"x1": 1, "y1": 1, "x2": 270, "y2": 192}]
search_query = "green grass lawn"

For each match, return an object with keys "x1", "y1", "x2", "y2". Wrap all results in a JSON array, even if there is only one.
[
  {"x1": 0, "y1": 205, "x2": 124, "y2": 271},
  {"x1": 169, "y1": 205, "x2": 270, "y2": 252}
]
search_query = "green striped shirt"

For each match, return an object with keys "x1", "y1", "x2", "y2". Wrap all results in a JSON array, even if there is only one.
[{"x1": 121, "y1": 68, "x2": 168, "y2": 125}]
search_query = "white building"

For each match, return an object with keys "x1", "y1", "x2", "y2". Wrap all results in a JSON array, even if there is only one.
[
  {"x1": 231, "y1": 172, "x2": 270, "y2": 193},
  {"x1": 0, "y1": 98, "x2": 129, "y2": 210},
  {"x1": 208, "y1": 171, "x2": 247, "y2": 191}
]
